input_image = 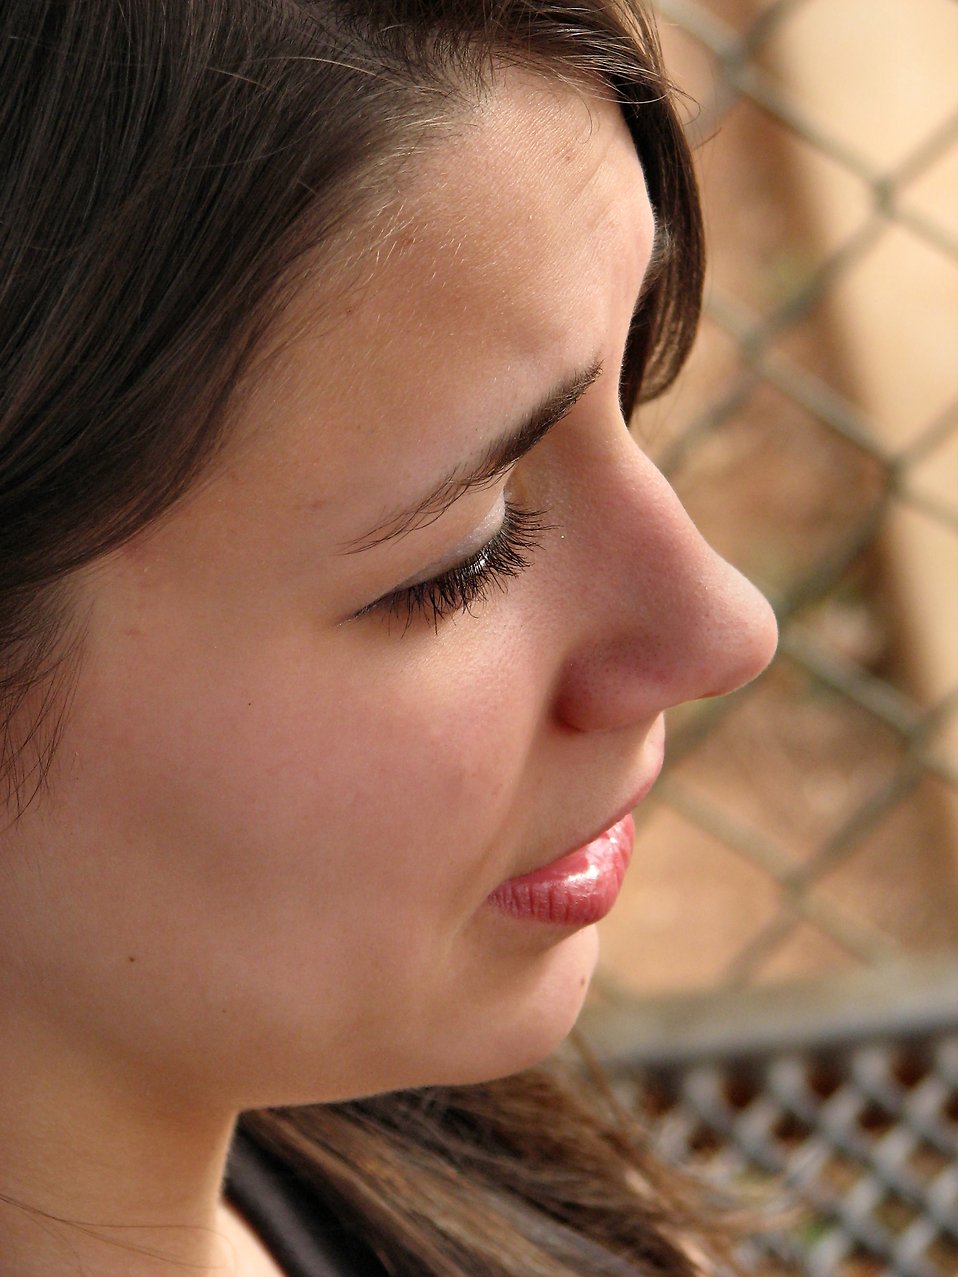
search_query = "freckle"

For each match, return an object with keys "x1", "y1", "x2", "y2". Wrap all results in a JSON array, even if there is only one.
[{"x1": 127, "y1": 955, "x2": 136, "y2": 963}]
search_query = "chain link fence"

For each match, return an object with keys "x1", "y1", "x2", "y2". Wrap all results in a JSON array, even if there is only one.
[{"x1": 589, "y1": 1, "x2": 958, "y2": 1272}]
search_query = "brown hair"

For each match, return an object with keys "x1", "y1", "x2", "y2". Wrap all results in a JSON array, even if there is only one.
[
  {"x1": 0, "y1": 2, "x2": 725, "y2": 1272},
  {"x1": 238, "y1": 1046, "x2": 745, "y2": 1276}
]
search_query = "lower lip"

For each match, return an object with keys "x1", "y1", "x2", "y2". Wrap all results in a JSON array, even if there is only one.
[{"x1": 487, "y1": 814, "x2": 635, "y2": 927}]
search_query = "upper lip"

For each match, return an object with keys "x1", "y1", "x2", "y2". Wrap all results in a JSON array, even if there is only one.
[{"x1": 502, "y1": 740, "x2": 665, "y2": 884}]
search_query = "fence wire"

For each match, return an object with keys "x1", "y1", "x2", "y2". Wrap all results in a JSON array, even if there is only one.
[
  {"x1": 591, "y1": 2, "x2": 958, "y2": 1273},
  {"x1": 629, "y1": 1030, "x2": 958, "y2": 1277}
]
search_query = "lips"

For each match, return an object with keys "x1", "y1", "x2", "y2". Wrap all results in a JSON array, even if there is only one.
[
  {"x1": 487, "y1": 721, "x2": 664, "y2": 927},
  {"x1": 486, "y1": 813, "x2": 635, "y2": 927}
]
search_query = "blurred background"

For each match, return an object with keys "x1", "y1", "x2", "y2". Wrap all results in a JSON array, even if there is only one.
[{"x1": 586, "y1": 2, "x2": 958, "y2": 1273}]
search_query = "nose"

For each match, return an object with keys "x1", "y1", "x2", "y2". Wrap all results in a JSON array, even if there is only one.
[{"x1": 551, "y1": 437, "x2": 778, "y2": 734}]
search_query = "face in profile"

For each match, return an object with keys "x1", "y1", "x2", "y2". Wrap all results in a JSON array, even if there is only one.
[{"x1": 3, "y1": 69, "x2": 777, "y2": 1110}]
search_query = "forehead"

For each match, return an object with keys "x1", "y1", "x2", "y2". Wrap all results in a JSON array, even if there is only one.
[{"x1": 224, "y1": 68, "x2": 654, "y2": 527}]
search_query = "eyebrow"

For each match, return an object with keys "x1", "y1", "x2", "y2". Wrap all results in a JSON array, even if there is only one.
[
  {"x1": 341, "y1": 357, "x2": 604, "y2": 554},
  {"x1": 341, "y1": 215, "x2": 666, "y2": 556}
]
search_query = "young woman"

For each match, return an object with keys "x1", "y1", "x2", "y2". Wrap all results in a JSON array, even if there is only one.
[{"x1": 0, "y1": 2, "x2": 778, "y2": 1274}]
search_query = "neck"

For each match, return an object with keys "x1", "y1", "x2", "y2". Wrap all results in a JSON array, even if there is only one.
[{"x1": 0, "y1": 1013, "x2": 250, "y2": 1277}]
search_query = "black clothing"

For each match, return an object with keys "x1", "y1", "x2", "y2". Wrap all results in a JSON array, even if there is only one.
[{"x1": 225, "y1": 1126, "x2": 392, "y2": 1277}]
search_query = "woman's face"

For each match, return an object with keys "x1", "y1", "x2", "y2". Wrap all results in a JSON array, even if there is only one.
[{"x1": 4, "y1": 71, "x2": 776, "y2": 1107}]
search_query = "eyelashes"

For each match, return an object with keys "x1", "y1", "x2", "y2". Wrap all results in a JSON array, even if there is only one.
[{"x1": 358, "y1": 502, "x2": 549, "y2": 632}]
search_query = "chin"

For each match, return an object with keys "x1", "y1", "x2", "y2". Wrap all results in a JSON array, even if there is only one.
[
  {"x1": 246, "y1": 930, "x2": 602, "y2": 1105},
  {"x1": 443, "y1": 925, "x2": 601, "y2": 1086}
]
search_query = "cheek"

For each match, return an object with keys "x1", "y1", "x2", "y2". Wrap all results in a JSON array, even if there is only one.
[{"x1": 77, "y1": 618, "x2": 528, "y2": 925}]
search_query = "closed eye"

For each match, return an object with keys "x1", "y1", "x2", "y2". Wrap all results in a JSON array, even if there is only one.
[{"x1": 354, "y1": 502, "x2": 549, "y2": 633}]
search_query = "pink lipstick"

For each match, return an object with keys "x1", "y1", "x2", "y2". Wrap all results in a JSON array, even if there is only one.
[{"x1": 487, "y1": 814, "x2": 634, "y2": 927}]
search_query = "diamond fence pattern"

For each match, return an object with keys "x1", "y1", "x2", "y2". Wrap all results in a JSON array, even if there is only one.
[
  {"x1": 584, "y1": 959, "x2": 958, "y2": 1275},
  {"x1": 633, "y1": 1032, "x2": 958, "y2": 1276},
  {"x1": 588, "y1": 1, "x2": 958, "y2": 1272}
]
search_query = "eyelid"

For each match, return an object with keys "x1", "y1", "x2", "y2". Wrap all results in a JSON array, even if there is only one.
[
  {"x1": 352, "y1": 499, "x2": 548, "y2": 629},
  {"x1": 383, "y1": 493, "x2": 507, "y2": 593}
]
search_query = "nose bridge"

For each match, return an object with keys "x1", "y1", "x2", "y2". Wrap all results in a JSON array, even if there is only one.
[{"x1": 553, "y1": 443, "x2": 778, "y2": 731}]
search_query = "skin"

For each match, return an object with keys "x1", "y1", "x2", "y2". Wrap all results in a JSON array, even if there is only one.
[{"x1": 0, "y1": 69, "x2": 777, "y2": 1275}]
